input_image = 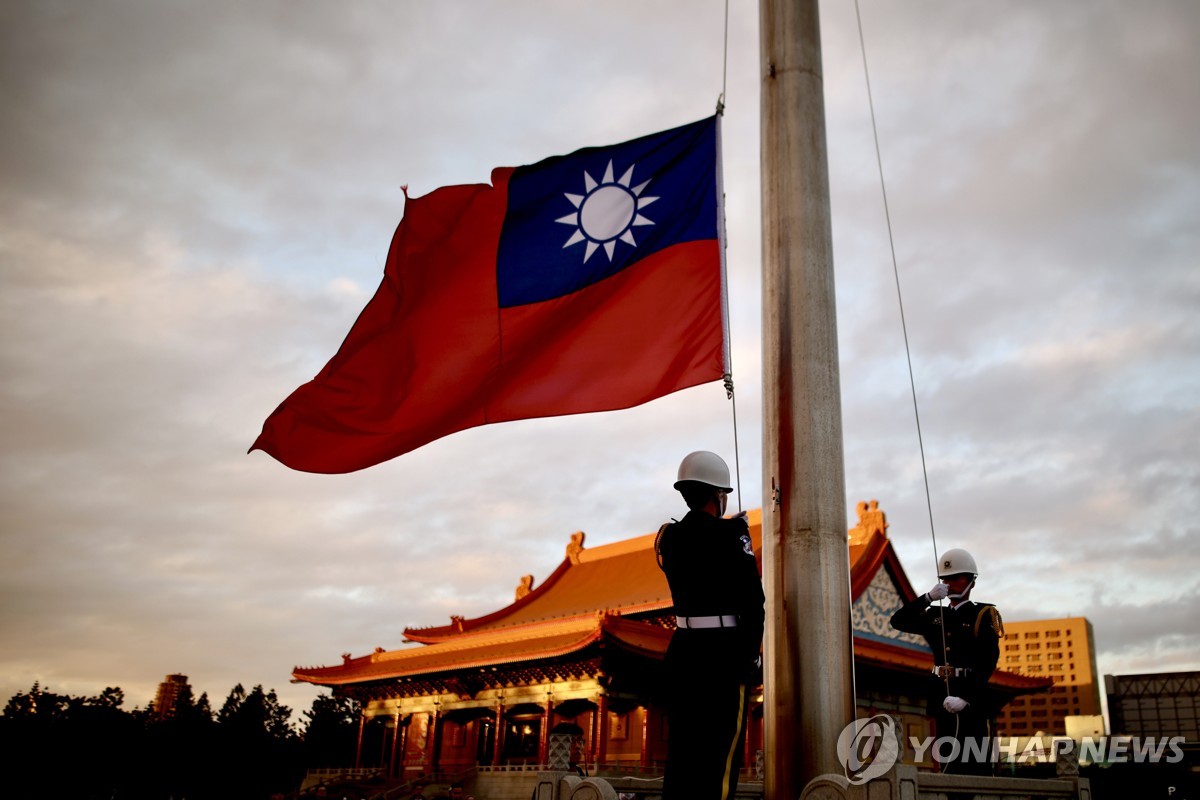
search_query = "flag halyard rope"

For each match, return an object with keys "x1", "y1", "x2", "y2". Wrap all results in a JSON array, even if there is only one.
[{"x1": 853, "y1": 0, "x2": 953, "y2": 697}]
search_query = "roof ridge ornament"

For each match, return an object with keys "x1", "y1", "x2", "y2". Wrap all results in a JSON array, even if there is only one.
[
  {"x1": 566, "y1": 531, "x2": 586, "y2": 564},
  {"x1": 515, "y1": 574, "x2": 535, "y2": 601},
  {"x1": 850, "y1": 499, "x2": 888, "y2": 541}
]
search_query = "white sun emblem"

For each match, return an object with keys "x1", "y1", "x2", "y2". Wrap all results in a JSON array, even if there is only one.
[{"x1": 556, "y1": 160, "x2": 659, "y2": 263}]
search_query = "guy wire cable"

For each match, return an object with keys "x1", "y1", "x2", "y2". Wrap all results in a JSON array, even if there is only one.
[{"x1": 852, "y1": 0, "x2": 954, "y2": 706}]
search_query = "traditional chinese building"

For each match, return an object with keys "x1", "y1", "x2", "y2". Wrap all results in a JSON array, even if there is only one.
[{"x1": 292, "y1": 502, "x2": 1049, "y2": 781}]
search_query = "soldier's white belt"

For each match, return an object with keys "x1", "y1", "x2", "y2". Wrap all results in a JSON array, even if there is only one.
[
  {"x1": 676, "y1": 614, "x2": 738, "y2": 629},
  {"x1": 932, "y1": 666, "x2": 972, "y2": 678}
]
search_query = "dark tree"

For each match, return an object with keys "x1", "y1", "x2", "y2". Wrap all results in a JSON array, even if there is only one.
[
  {"x1": 144, "y1": 680, "x2": 219, "y2": 799},
  {"x1": 0, "y1": 681, "x2": 319, "y2": 799},
  {"x1": 216, "y1": 683, "x2": 303, "y2": 797},
  {"x1": 218, "y1": 681, "x2": 248, "y2": 724},
  {"x1": 0, "y1": 683, "x2": 142, "y2": 799},
  {"x1": 302, "y1": 692, "x2": 362, "y2": 768}
]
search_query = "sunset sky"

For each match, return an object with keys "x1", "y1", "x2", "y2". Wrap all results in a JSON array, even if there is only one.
[{"x1": 2, "y1": 0, "x2": 1196, "y2": 720}]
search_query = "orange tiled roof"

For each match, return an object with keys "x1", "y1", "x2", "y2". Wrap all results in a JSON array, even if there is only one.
[
  {"x1": 293, "y1": 613, "x2": 667, "y2": 686},
  {"x1": 293, "y1": 502, "x2": 1050, "y2": 696},
  {"x1": 406, "y1": 501, "x2": 910, "y2": 643},
  {"x1": 294, "y1": 609, "x2": 1042, "y2": 693},
  {"x1": 404, "y1": 510, "x2": 765, "y2": 643}
]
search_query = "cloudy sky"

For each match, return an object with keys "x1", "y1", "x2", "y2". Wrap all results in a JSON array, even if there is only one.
[{"x1": 2, "y1": 0, "x2": 1197, "y2": 721}]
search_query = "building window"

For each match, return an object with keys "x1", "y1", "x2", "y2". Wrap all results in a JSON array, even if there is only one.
[
  {"x1": 1006, "y1": 656, "x2": 1022, "y2": 664},
  {"x1": 1025, "y1": 632, "x2": 1040, "y2": 640},
  {"x1": 1046, "y1": 630, "x2": 1061, "y2": 637},
  {"x1": 1047, "y1": 641, "x2": 1062, "y2": 649},
  {"x1": 1028, "y1": 643, "x2": 1041, "y2": 651},
  {"x1": 1049, "y1": 665, "x2": 1064, "y2": 672},
  {"x1": 1006, "y1": 644, "x2": 1021, "y2": 652}
]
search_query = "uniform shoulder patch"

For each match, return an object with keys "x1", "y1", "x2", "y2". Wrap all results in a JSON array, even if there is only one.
[
  {"x1": 739, "y1": 533, "x2": 754, "y2": 556},
  {"x1": 974, "y1": 604, "x2": 1004, "y2": 639}
]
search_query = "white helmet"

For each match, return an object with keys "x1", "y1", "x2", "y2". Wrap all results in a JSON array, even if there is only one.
[
  {"x1": 938, "y1": 548, "x2": 979, "y2": 578},
  {"x1": 674, "y1": 451, "x2": 733, "y2": 492}
]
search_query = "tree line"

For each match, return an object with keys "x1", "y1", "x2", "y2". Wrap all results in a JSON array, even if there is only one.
[{"x1": 0, "y1": 682, "x2": 361, "y2": 800}]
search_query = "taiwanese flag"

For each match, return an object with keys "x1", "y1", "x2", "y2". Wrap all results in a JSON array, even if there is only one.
[{"x1": 251, "y1": 117, "x2": 727, "y2": 473}]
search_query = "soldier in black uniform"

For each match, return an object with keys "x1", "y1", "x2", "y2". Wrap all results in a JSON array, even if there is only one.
[
  {"x1": 655, "y1": 451, "x2": 765, "y2": 800},
  {"x1": 890, "y1": 548, "x2": 1003, "y2": 775}
]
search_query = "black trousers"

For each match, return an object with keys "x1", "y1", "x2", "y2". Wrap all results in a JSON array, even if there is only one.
[
  {"x1": 935, "y1": 706, "x2": 995, "y2": 775},
  {"x1": 662, "y1": 630, "x2": 752, "y2": 800}
]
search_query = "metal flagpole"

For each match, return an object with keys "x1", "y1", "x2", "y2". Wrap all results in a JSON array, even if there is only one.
[{"x1": 759, "y1": 0, "x2": 857, "y2": 795}]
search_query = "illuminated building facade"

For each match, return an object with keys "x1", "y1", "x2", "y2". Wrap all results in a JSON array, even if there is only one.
[{"x1": 994, "y1": 617, "x2": 1101, "y2": 736}]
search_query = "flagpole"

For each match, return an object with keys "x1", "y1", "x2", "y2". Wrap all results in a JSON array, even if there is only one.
[{"x1": 759, "y1": 0, "x2": 856, "y2": 796}]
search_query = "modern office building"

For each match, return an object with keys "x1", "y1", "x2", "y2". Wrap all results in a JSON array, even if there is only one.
[
  {"x1": 994, "y1": 617, "x2": 1101, "y2": 736},
  {"x1": 1106, "y1": 671, "x2": 1200, "y2": 740},
  {"x1": 152, "y1": 673, "x2": 191, "y2": 720}
]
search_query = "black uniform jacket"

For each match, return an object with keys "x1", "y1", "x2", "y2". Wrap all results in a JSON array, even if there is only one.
[
  {"x1": 890, "y1": 593, "x2": 1003, "y2": 715},
  {"x1": 657, "y1": 510, "x2": 765, "y2": 679}
]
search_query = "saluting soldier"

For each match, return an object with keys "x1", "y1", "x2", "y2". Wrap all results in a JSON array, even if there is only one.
[
  {"x1": 655, "y1": 451, "x2": 765, "y2": 800},
  {"x1": 890, "y1": 548, "x2": 1003, "y2": 775}
]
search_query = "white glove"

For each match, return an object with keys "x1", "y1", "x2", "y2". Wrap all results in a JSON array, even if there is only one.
[
  {"x1": 943, "y1": 696, "x2": 968, "y2": 714},
  {"x1": 927, "y1": 582, "x2": 950, "y2": 602}
]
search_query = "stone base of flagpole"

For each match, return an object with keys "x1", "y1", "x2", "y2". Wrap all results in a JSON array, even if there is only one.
[
  {"x1": 532, "y1": 772, "x2": 619, "y2": 800},
  {"x1": 797, "y1": 773, "x2": 852, "y2": 800}
]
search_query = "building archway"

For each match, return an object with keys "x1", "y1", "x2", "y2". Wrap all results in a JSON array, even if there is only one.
[{"x1": 503, "y1": 703, "x2": 545, "y2": 764}]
